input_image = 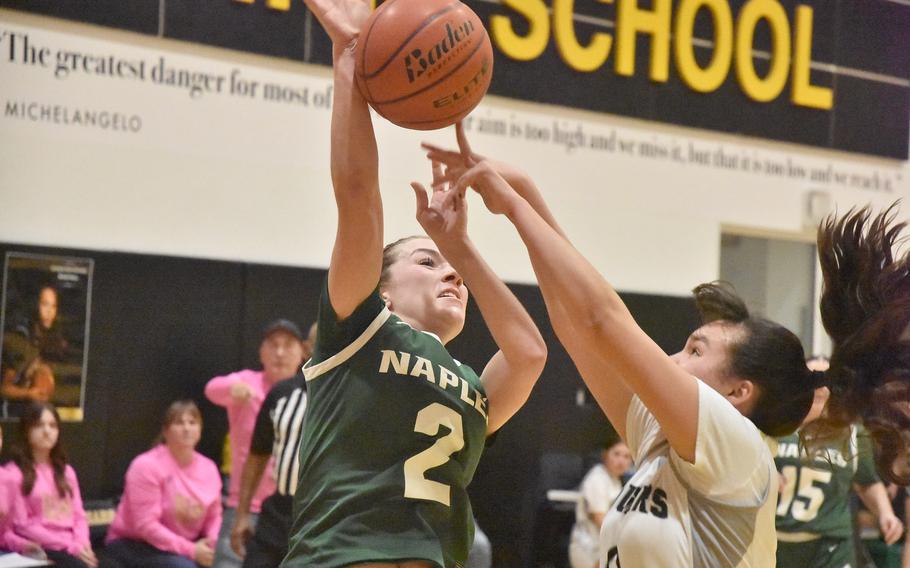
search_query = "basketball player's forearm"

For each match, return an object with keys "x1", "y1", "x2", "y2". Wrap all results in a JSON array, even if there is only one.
[
  {"x1": 856, "y1": 482, "x2": 892, "y2": 519},
  {"x1": 326, "y1": 49, "x2": 385, "y2": 316},
  {"x1": 504, "y1": 173, "x2": 567, "y2": 240},
  {"x1": 509, "y1": 198, "x2": 696, "y2": 453},
  {"x1": 236, "y1": 453, "x2": 271, "y2": 518},
  {"x1": 330, "y1": 51, "x2": 378, "y2": 196},
  {"x1": 441, "y1": 238, "x2": 545, "y2": 367},
  {"x1": 508, "y1": 198, "x2": 631, "y2": 341},
  {"x1": 441, "y1": 238, "x2": 545, "y2": 432},
  {"x1": 504, "y1": 198, "x2": 635, "y2": 432}
]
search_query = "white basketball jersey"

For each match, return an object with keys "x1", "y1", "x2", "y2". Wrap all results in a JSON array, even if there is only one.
[{"x1": 600, "y1": 380, "x2": 777, "y2": 567}]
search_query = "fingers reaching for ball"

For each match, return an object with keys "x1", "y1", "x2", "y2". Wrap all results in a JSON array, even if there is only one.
[
  {"x1": 450, "y1": 162, "x2": 523, "y2": 217},
  {"x1": 411, "y1": 163, "x2": 468, "y2": 244},
  {"x1": 455, "y1": 122, "x2": 479, "y2": 165},
  {"x1": 303, "y1": 0, "x2": 372, "y2": 49},
  {"x1": 422, "y1": 121, "x2": 481, "y2": 171}
]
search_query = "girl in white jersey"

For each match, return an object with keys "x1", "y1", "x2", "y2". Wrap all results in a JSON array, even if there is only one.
[{"x1": 424, "y1": 127, "x2": 910, "y2": 567}]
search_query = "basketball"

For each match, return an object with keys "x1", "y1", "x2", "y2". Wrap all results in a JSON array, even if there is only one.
[{"x1": 355, "y1": 0, "x2": 494, "y2": 130}]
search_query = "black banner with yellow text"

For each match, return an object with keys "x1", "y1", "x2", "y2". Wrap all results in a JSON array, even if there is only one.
[{"x1": 2, "y1": 0, "x2": 908, "y2": 158}]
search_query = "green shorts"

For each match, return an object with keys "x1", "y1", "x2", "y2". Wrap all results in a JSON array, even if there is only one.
[{"x1": 776, "y1": 536, "x2": 855, "y2": 568}]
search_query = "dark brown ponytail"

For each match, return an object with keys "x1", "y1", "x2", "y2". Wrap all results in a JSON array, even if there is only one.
[{"x1": 810, "y1": 204, "x2": 910, "y2": 483}]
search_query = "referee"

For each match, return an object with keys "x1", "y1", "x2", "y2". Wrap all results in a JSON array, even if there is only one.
[{"x1": 230, "y1": 323, "x2": 315, "y2": 568}]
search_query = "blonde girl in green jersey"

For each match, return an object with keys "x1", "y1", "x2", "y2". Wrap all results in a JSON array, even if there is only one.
[{"x1": 282, "y1": 1, "x2": 546, "y2": 566}]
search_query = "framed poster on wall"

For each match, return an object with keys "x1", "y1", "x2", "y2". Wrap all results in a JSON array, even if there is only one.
[{"x1": 0, "y1": 252, "x2": 93, "y2": 421}]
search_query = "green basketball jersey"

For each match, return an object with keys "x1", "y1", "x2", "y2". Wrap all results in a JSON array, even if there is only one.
[
  {"x1": 774, "y1": 426, "x2": 878, "y2": 538},
  {"x1": 283, "y1": 284, "x2": 489, "y2": 568}
]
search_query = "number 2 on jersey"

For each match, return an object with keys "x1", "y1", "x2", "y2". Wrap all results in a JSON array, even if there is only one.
[
  {"x1": 404, "y1": 403, "x2": 465, "y2": 506},
  {"x1": 777, "y1": 465, "x2": 831, "y2": 521}
]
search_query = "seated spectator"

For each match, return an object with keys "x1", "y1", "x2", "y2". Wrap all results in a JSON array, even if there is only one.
[
  {"x1": 6, "y1": 402, "x2": 96, "y2": 567},
  {"x1": 569, "y1": 439, "x2": 632, "y2": 568},
  {"x1": 1, "y1": 422, "x2": 43, "y2": 557},
  {"x1": 103, "y1": 400, "x2": 222, "y2": 568},
  {"x1": 0, "y1": 423, "x2": 11, "y2": 551}
]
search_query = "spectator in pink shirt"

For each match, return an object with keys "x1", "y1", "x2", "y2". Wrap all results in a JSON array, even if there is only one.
[
  {"x1": 103, "y1": 400, "x2": 222, "y2": 568},
  {"x1": 7, "y1": 402, "x2": 96, "y2": 568},
  {"x1": 204, "y1": 319, "x2": 306, "y2": 567},
  {"x1": 2, "y1": 422, "x2": 46, "y2": 558}
]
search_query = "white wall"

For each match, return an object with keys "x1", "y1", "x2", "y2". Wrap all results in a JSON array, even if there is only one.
[{"x1": 1, "y1": 9, "x2": 907, "y2": 297}]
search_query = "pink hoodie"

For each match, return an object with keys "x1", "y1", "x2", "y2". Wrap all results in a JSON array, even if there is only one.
[
  {"x1": 0, "y1": 463, "x2": 33, "y2": 553},
  {"x1": 6, "y1": 462, "x2": 90, "y2": 555},
  {"x1": 106, "y1": 444, "x2": 222, "y2": 559},
  {"x1": 205, "y1": 369, "x2": 277, "y2": 511}
]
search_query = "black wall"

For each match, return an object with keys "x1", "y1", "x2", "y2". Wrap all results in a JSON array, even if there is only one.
[{"x1": 0, "y1": 241, "x2": 699, "y2": 566}]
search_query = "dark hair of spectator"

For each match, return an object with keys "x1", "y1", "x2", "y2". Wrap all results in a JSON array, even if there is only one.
[{"x1": 14, "y1": 401, "x2": 72, "y2": 498}]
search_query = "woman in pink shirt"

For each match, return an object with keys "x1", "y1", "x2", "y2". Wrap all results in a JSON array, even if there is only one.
[
  {"x1": 1, "y1": 422, "x2": 45, "y2": 557},
  {"x1": 7, "y1": 402, "x2": 96, "y2": 567},
  {"x1": 103, "y1": 400, "x2": 222, "y2": 568}
]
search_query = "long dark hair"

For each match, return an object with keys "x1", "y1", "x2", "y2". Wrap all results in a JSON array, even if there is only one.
[
  {"x1": 30, "y1": 285, "x2": 68, "y2": 361},
  {"x1": 692, "y1": 282, "x2": 816, "y2": 437},
  {"x1": 807, "y1": 205, "x2": 910, "y2": 483},
  {"x1": 13, "y1": 402, "x2": 72, "y2": 498}
]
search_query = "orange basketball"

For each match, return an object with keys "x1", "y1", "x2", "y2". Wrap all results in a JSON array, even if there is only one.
[{"x1": 355, "y1": 0, "x2": 494, "y2": 130}]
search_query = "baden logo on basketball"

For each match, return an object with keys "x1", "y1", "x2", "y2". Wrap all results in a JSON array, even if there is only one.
[
  {"x1": 403, "y1": 20, "x2": 477, "y2": 84},
  {"x1": 355, "y1": 0, "x2": 494, "y2": 130}
]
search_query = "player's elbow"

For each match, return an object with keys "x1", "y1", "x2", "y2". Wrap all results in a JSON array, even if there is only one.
[
  {"x1": 525, "y1": 338, "x2": 547, "y2": 378},
  {"x1": 507, "y1": 332, "x2": 547, "y2": 384}
]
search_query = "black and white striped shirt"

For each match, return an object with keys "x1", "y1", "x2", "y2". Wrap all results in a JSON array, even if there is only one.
[{"x1": 251, "y1": 374, "x2": 308, "y2": 496}]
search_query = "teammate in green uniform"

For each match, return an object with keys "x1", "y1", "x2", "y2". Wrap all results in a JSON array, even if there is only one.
[
  {"x1": 775, "y1": 358, "x2": 903, "y2": 568},
  {"x1": 282, "y1": 1, "x2": 547, "y2": 566}
]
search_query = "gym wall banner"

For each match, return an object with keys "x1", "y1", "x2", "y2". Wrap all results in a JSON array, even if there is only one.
[{"x1": 1, "y1": 0, "x2": 907, "y2": 159}]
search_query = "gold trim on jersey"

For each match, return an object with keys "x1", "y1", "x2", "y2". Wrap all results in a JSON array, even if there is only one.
[
  {"x1": 303, "y1": 307, "x2": 392, "y2": 382},
  {"x1": 776, "y1": 531, "x2": 822, "y2": 543}
]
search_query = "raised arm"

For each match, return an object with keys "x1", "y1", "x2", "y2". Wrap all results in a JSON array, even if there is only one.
[
  {"x1": 423, "y1": 122, "x2": 568, "y2": 240},
  {"x1": 411, "y1": 164, "x2": 546, "y2": 434},
  {"x1": 305, "y1": 0, "x2": 383, "y2": 319},
  {"x1": 453, "y1": 165, "x2": 700, "y2": 460}
]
